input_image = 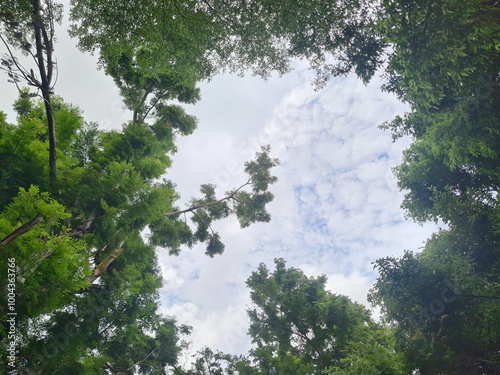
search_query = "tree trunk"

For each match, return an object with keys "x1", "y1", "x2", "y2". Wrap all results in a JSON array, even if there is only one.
[
  {"x1": 43, "y1": 89, "x2": 57, "y2": 181},
  {"x1": 32, "y1": 0, "x2": 57, "y2": 182}
]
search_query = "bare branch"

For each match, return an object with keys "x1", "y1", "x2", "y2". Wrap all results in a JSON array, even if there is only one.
[
  {"x1": 0, "y1": 34, "x2": 34, "y2": 87},
  {"x1": 127, "y1": 348, "x2": 157, "y2": 371},
  {"x1": 88, "y1": 241, "x2": 125, "y2": 284},
  {"x1": 203, "y1": 0, "x2": 214, "y2": 12}
]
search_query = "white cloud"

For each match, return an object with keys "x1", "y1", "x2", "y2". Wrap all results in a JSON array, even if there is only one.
[
  {"x1": 325, "y1": 270, "x2": 373, "y2": 305},
  {"x1": 158, "y1": 71, "x2": 438, "y2": 360}
]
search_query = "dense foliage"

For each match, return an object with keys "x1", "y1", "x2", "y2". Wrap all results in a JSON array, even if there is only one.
[
  {"x1": 246, "y1": 259, "x2": 402, "y2": 375},
  {"x1": 369, "y1": 1, "x2": 500, "y2": 374},
  {"x1": 0, "y1": 93, "x2": 278, "y2": 372},
  {"x1": 1, "y1": 0, "x2": 498, "y2": 373}
]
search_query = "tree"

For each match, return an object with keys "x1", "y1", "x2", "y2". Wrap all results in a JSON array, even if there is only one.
[
  {"x1": 1, "y1": 2, "x2": 286, "y2": 371},
  {"x1": 377, "y1": 0, "x2": 500, "y2": 226},
  {"x1": 369, "y1": 229, "x2": 500, "y2": 374},
  {"x1": 0, "y1": 186, "x2": 90, "y2": 322},
  {"x1": 246, "y1": 259, "x2": 402, "y2": 375},
  {"x1": 181, "y1": 347, "x2": 254, "y2": 375},
  {"x1": 0, "y1": 93, "x2": 279, "y2": 373},
  {"x1": 157, "y1": 145, "x2": 279, "y2": 257},
  {"x1": 368, "y1": 1, "x2": 500, "y2": 373},
  {"x1": 3, "y1": 0, "x2": 498, "y2": 373},
  {"x1": 1, "y1": 0, "x2": 63, "y2": 181},
  {"x1": 171, "y1": 261, "x2": 403, "y2": 375}
]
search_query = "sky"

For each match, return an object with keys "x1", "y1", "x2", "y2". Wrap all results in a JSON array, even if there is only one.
[
  {"x1": 157, "y1": 70, "x2": 439, "y2": 362},
  {"x1": 1, "y1": 2, "x2": 439, "y2": 367}
]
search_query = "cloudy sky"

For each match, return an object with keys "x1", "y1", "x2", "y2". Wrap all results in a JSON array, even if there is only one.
[
  {"x1": 1, "y1": 2, "x2": 439, "y2": 366},
  {"x1": 157, "y1": 70, "x2": 439, "y2": 361}
]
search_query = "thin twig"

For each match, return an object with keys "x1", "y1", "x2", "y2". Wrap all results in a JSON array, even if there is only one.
[
  {"x1": 0, "y1": 34, "x2": 33, "y2": 86},
  {"x1": 127, "y1": 348, "x2": 157, "y2": 371}
]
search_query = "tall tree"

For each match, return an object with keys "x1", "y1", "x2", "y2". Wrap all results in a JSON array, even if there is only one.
[
  {"x1": 174, "y1": 261, "x2": 403, "y2": 375},
  {"x1": 371, "y1": 0, "x2": 500, "y2": 373},
  {"x1": 370, "y1": 229, "x2": 500, "y2": 374},
  {"x1": 1, "y1": 0, "x2": 62, "y2": 181},
  {"x1": 0, "y1": 94, "x2": 279, "y2": 373},
  {"x1": 378, "y1": 0, "x2": 500, "y2": 227}
]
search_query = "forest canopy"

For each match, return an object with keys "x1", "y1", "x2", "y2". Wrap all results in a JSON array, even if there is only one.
[{"x1": 0, "y1": 0, "x2": 499, "y2": 374}]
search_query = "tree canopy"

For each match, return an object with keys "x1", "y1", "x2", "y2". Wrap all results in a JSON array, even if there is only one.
[
  {"x1": 245, "y1": 259, "x2": 402, "y2": 375},
  {"x1": 370, "y1": 0, "x2": 500, "y2": 373},
  {"x1": 180, "y1": 259, "x2": 403, "y2": 375}
]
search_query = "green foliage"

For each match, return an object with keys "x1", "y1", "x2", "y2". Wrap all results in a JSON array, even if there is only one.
[
  {"x1": 18, "y1": 287, "x2": 190, "y2": 374},
  {"x1": 69, "y1": 0, "x2": 384, "y2": 93},
  {"x1": 0, "y1": 186, "x2": 91, "y2": 319},
  {"x1": 185, "y1": 347, "x2": 251, "y2": 375},
  {"x1": 325, "y1": 326, "x2": 403, "y2": 375},
  {"x1": 0, "y1": 95, "x2": 169, "y2": 371},
  {"x1": 370, "y1": 228, "x2": 500, "y2": 374},
  {"x1": 155, "y1": 145, "x2": 279, "y2": 257},
  {"x1": 246, "y1": 259, "x2": 400, "y2": 374},
  {"x1": 379, "y1": 0, "x2": 499, "y2": 112},
  {"x1": 2, "y1": 1, "x2": 498, "y2": 373},
  {"x1": 370, "y1": 1, "x2": 500, "y2": 372},
  {"x1": 0, "y1": 90, "x2": 279, "y2": 373},
  {"x1": 223, "y1": 0, "x2": 384, "y2": 85},
  {"x1": 180, "y1": 261, "x2": 403, "y2": 375},
  {"x1": 377, "y1": 0, "x2": 500, "y2": 227}
]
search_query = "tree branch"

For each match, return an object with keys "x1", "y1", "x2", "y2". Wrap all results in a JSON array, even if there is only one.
[
  {"x1": 140, "y1": 87, "x2": 169, "y2": 123},
  {"x1": 0, "y1": 34, "x2": 34, "y2": 86},
  {"x1": 164, "y1": 179, "x2": 251, "y2": 217},
  {"x1": 0, "y1": 216, "x2": 44, "y2": 248},
  {"x1": 203, "y1": 0, "x2": 214, "y2": 12},
  {"x1": 69, "y1": 205, "x2": 102, "y2": 238},
  {"x1": 133, "y1": 89, "x2": 151, "y2": 124},
  {"x1": 127, "y1": 348, "x2": 157, "y2": 371},
  {"x1": 88, "y1": 241, "x2": 125, "y2": 284}
]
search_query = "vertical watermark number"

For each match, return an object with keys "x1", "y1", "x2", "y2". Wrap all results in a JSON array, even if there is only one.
[{"x1": 6, "y1": 257, "x2": 17, "y2": 369}]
